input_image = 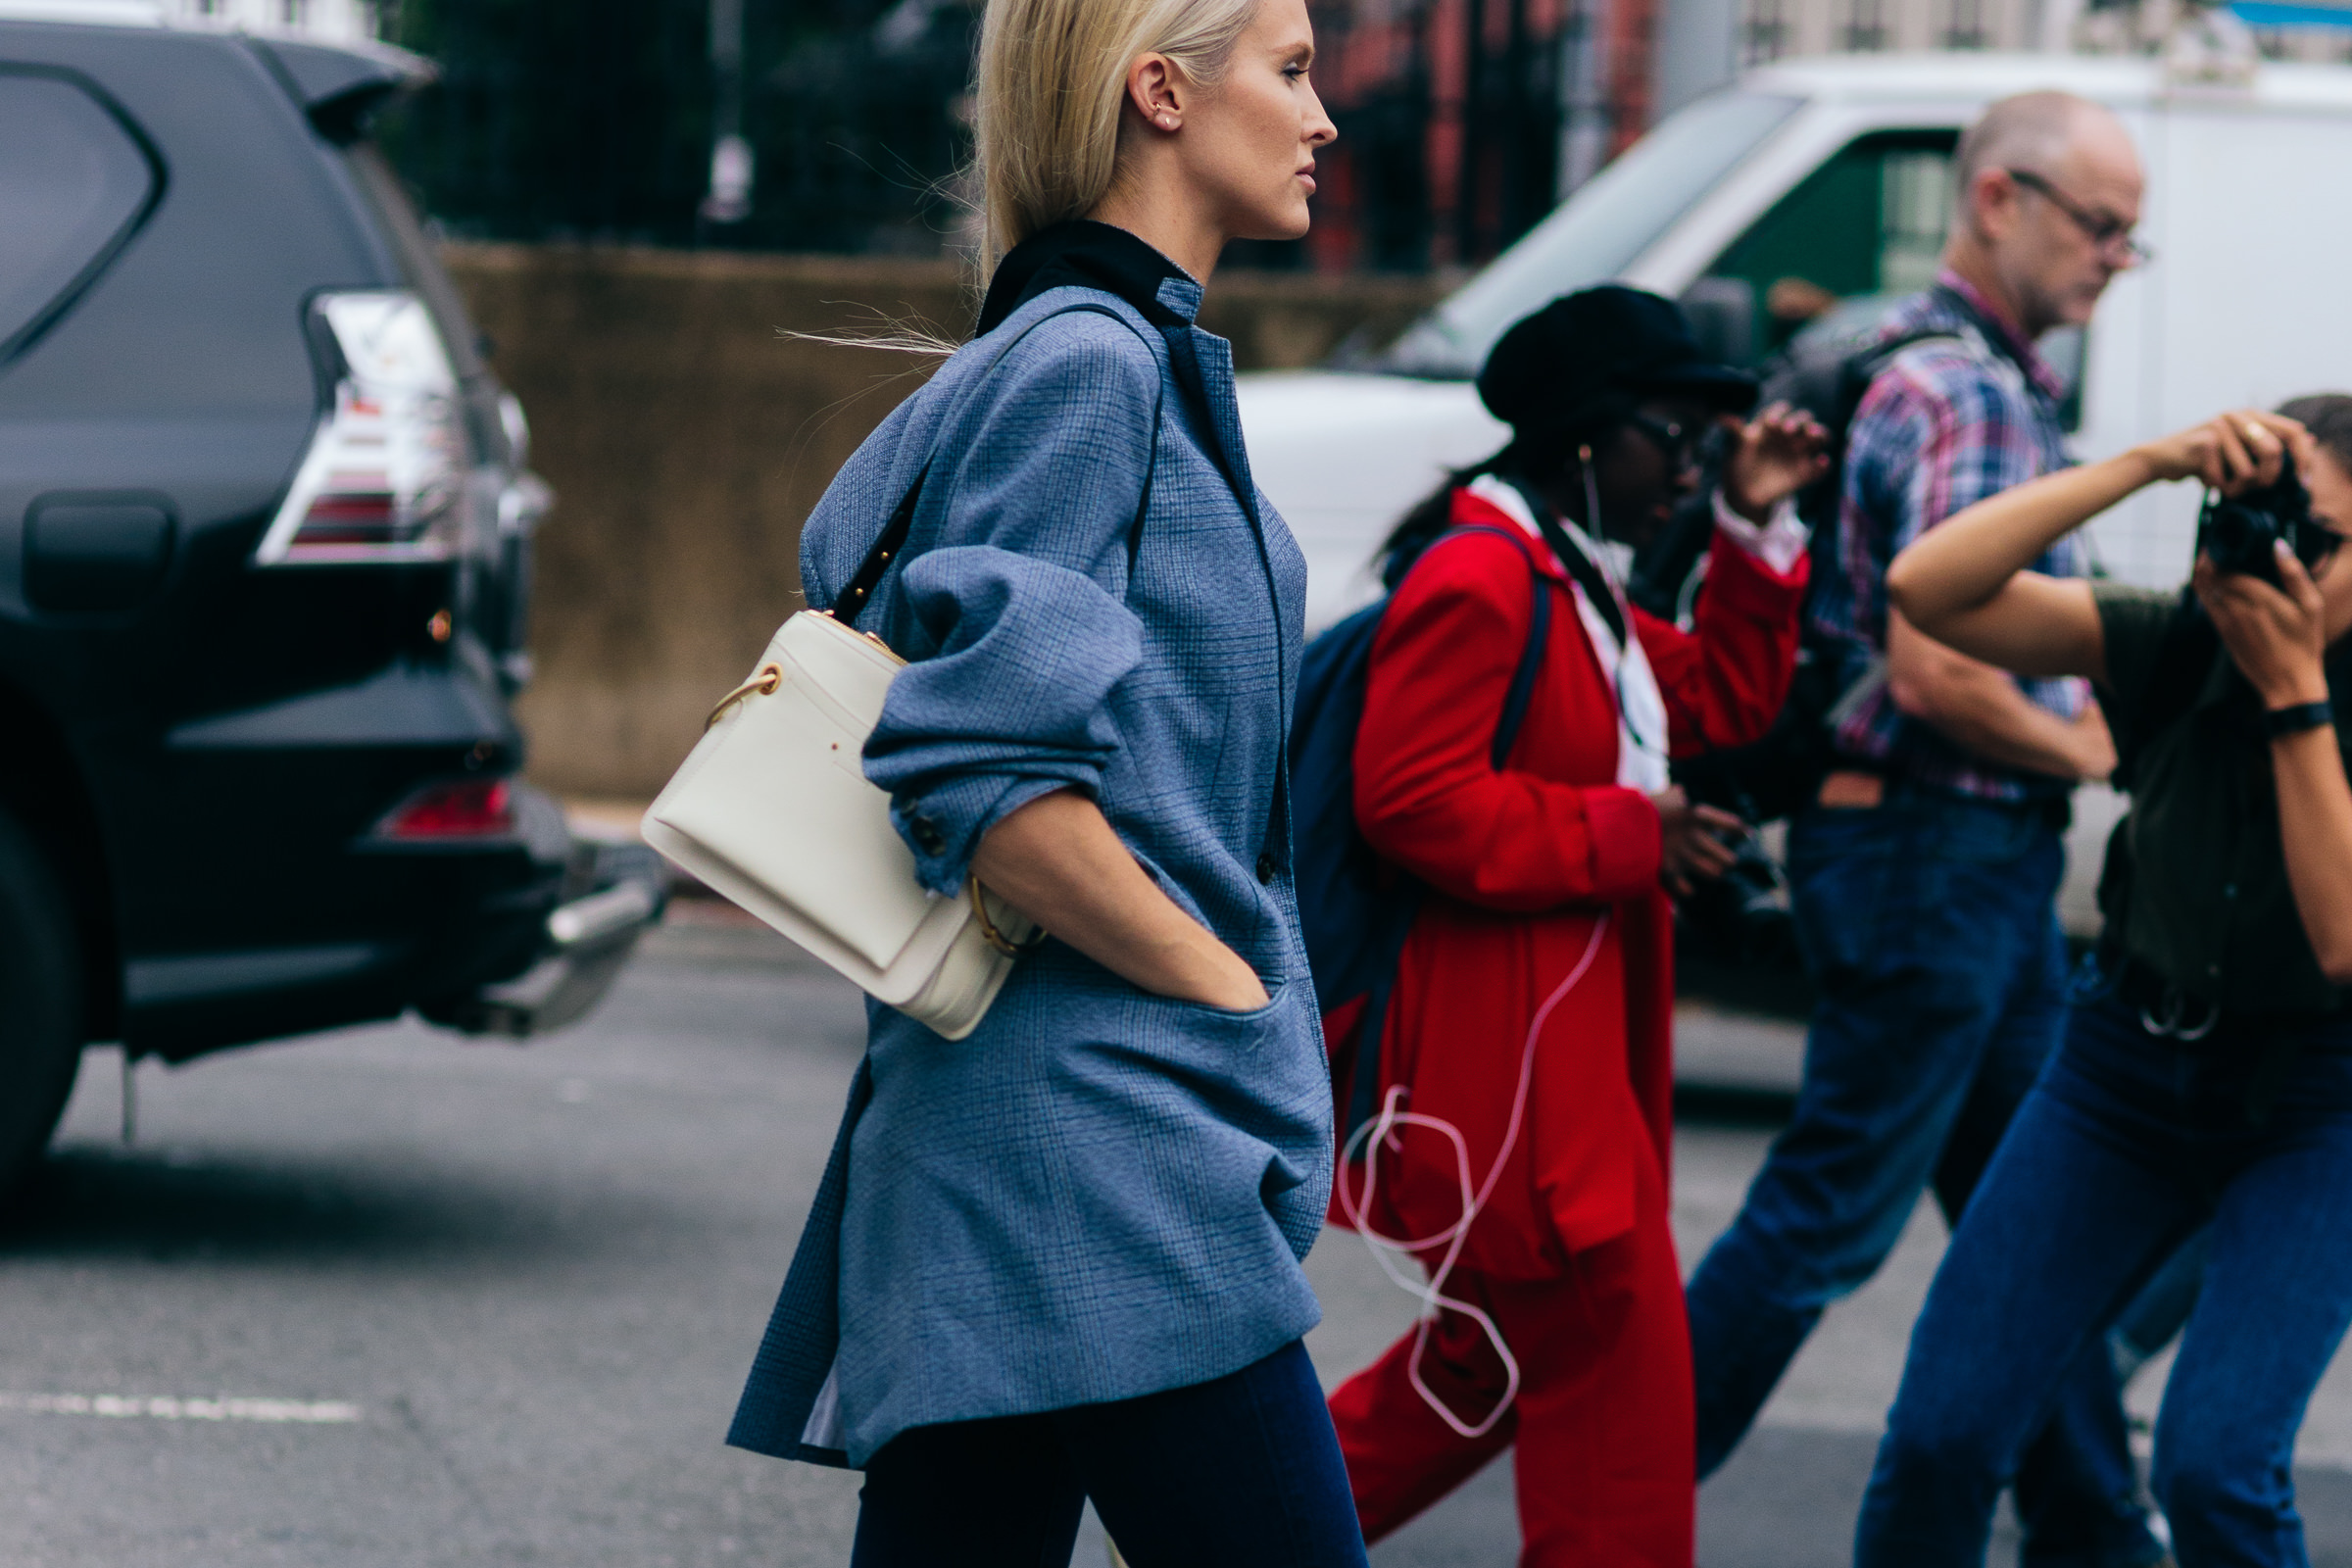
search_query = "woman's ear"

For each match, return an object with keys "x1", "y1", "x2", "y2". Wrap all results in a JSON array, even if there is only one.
[{"x1": 1126, "y1": 53, "x2": 1185, "y2": 133}]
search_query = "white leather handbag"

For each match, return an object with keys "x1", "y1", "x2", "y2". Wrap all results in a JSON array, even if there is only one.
[
  {"x1": 640, "y1": 303, "x2": 1157, "y2": 1041},
  {"x1": 641, "y1": 605, "x2": 1038, "y2": 1041}
]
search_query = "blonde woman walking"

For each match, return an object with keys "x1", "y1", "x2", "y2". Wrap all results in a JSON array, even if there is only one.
[{"x1": 721, "y1": 2, "x2": 1363, "y2": 1565}]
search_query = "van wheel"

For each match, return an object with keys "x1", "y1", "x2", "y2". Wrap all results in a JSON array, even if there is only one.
[{"x1": 0, "y1": 809, "x2": 81, "y2": 1200}]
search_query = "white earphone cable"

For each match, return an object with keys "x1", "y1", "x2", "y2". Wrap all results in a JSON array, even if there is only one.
[{"x1": 1336, "y1": 911, "x2": 1612, "y2": 1439}]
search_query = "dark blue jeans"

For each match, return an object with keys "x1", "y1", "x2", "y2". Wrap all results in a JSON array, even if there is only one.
[
  {"x1": 1857, "y1": 986, "x2": 2352, "y2": 1568},
  {"x1": 849, "y1": 1340, "x2": 1369, "y2": 1568},
  {"x1": 1684, "y1": 794, "x2": 2153, "y2": 1564}
]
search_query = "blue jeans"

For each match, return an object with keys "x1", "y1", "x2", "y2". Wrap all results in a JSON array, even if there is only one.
[
  {"x1": 1685, "y1": 794, "x2": 2153, "y2": 1564},
  {"x1": 1857, "y1": 985, "x2": 2352, "y2": 1568},
  {"x1": 849, "y1": 1340, "x2": 1369, "y2": 1568}
]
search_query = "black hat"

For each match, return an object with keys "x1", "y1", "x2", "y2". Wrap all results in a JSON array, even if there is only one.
[{"x1": 1475, "y1": 285, "x2": 1759, "y2": 437}]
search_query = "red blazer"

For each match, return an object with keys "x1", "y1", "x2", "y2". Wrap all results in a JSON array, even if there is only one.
[{"x1": 1327, "y1": 486, "x2": 1806, "y2": 1275}]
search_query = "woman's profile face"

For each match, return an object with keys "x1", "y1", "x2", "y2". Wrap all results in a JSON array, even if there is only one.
[
  {"x1": 1178, "y1": 0, "x2": 1336, "y2": 243},
  {"x1": 1582, "y1": 397, "x2": 1709, "y2": 547}
]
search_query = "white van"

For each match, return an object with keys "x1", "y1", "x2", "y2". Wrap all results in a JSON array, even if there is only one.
[{"x1": 1240, "y1": 50, "x2": 2352, "y2": 934}]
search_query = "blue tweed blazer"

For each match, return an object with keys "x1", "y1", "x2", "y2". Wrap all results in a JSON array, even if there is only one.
[{"x1": 726, "y1": 269, "x2": 1334, "y2": 1469}]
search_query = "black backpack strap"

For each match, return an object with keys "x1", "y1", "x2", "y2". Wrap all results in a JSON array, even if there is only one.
[
  {"x1": 1493, "y1": 539, "x2": 1554, "y2": 769},
  {"x1": 1408, "y1": 520, "x2": 1561, "y2": 766},
  {"x1": 832, "y1": 302, "x2": 1165, "y2": 629},
  {"x1": 1844, "y1": 326, "x2": 1967, "y2": 406}
]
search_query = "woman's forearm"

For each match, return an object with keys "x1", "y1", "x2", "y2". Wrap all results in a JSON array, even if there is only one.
[
  {"x1": 2271, "y1": 725, "x2": 2352, "y2": 984},
  {"x1": 1888, "y1": 450, "x2": 2158, "y2": 633},
  {"x1": 970, "y1": 789, "x2": 1271, "y2": 1010}
]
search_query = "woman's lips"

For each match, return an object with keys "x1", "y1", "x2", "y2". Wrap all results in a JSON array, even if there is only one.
[{"x1": 1297, "y1": 164, "x2": 1317, "y2": 194}]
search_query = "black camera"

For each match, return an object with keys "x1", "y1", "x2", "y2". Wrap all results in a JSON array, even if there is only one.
[
  {"x1": 1675, "y1": 821, "x2": 1801, "y2": 970},
  {"x1": 2197, "y1": 455, "x2": 2327, "y2": 586}
]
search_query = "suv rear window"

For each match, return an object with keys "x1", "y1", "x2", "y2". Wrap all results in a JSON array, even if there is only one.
[
  {"x1": 0, "y1": 70, "x2": 161, "y2": 363},
  {"x1": 338, "y1": 143, "x2": 486, "y2": 383}
]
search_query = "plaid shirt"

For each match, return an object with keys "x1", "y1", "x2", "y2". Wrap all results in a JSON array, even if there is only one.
[{"x1": 1808, "y1": 271, "x2": 2090, "y2": 802}]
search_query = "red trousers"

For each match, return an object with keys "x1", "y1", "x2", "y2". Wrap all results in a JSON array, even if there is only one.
[{"x1": 1326, "y1": 1204, "x2": 1694, "y2": 1568}]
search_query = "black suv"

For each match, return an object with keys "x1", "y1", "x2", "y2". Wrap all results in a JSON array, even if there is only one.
[{"x1": 0, "y1": 16, "x2": 661, "y2": 1193}]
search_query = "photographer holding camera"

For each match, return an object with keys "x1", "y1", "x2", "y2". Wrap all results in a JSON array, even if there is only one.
[
  {"x1": 1854, "y1": 395, "x2": 2352, "y2": 1566},
  {"x1": 1682, "y1": 92, "x2": 2160, "y2": 1564}
]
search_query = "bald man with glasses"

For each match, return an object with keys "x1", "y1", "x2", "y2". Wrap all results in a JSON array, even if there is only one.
[{"x1": 1683, "y1": 92, "x2": 2170, "y2": 1568}]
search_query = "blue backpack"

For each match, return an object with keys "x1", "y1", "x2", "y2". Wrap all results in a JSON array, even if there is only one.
[{"x1": 1289, "y1": 524, "x2": 1556, "y2": 1152}]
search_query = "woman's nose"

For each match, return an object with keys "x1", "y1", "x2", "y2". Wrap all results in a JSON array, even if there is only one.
[{"x1": 1303, "y1": 86, "x2": 1337, "y2": 148}]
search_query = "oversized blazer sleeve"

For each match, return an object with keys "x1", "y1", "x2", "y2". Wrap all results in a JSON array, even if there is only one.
[
  {"x1": 1635, "y1": 530, "x2": 1809, "y2": 757},
  {"x1": 1353, "y1": 526, "x2": 1663, "y2": 912},
  {"x1": 858, "y1": 311, "x2": 1159, "y2": 896}
]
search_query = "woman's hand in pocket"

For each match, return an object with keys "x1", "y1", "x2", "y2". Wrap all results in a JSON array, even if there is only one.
[
  {"x1": 972, "y1": 790, "x2": 1270, "y2": 1010},
  {"x1": 1188, "y1": 962, "x2": 1274, "y2": 1013}
]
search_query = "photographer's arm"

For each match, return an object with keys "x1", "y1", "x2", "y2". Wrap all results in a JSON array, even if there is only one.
[
  {"x1": 1886, "y1": 412, "x2": 2298, "y2": 679},
  {"x1": 2269, "y1": 727, "x2": 2352, "y2": 983},
  {"x1": 2198, "y1": 552, "x2": 2352, "y2": 984}
]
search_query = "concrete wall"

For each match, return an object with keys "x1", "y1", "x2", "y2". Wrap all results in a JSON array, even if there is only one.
[{"x1": 444, "y1": 244, "x2": 1440, "y2": 800}]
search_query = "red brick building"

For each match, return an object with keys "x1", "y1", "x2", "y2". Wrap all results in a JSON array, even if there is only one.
[{"x1": 1302, "y1": 0, "x2": 1657, "y2": 271}]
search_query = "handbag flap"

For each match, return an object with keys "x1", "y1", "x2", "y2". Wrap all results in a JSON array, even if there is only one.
[
  {"x1": 776, "y1": 612, "x2": 902, "y2": 731},
  {"x1": 651, "y1": 622, "x2": 939, "y2": 973}
]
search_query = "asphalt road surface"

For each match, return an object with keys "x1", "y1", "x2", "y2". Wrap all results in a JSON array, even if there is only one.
[{"x1": 9, "y1": 909, "x2": 2352, "y2": 1567}]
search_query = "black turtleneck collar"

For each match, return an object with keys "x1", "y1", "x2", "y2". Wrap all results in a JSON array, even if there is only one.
[{"x1": 975, "y1": 220, "x2": 1199, "y2": 337}]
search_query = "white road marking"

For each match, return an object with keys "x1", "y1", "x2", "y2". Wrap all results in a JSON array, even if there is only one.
[{"x1": 0, "y1": 1392, "x2": 363, "y2": 1424}]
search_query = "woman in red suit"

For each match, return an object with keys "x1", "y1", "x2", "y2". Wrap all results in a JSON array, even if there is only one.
[{"x1": 1325, "y1": 287, "x2": 1828, "y2": 1567}]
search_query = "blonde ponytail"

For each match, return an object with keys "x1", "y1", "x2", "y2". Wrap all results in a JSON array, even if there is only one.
[{"x1": 973, "y1": 0, "x2": 1258, "y2": 272}]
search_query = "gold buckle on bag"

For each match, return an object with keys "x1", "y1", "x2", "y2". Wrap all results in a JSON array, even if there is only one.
[
  {"x1": 706, "y1": 662, "x2": 784, "y2": 730},
  {"x1": 968, "y1": 877, "x2": 1048, "y2": 958}
]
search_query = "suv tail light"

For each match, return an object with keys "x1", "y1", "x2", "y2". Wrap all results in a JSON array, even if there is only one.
[
  {"x1": 375, "y1": 779, "x2": 514, "y2": 841},
  {"x1": 256, "y1": 291, "x2": 466, "y2": 565}
]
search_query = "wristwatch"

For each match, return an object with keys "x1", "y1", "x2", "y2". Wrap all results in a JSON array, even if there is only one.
[{"x1": 2266, "y1": 700, "x2": 2334, "y2": 739}]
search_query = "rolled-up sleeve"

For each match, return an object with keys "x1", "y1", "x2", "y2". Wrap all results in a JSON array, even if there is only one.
[{"x1": 858, "y1": 317, "x2": 1157, "y2": 894}]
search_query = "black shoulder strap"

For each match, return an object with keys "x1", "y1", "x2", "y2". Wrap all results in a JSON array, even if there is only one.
[
  {"x1": 1541, "y1": 514, "x2": 1628, "y2": 648},
  {"x1": 1497, "y1": 475, "x2": 1630, "y2": 650},
  {"x1": 1853, "y1": 325, "x2": 1967, "y2": 385},
  {"x1": 831, "y1": 457, "x2": 929, "y2": 627},
  {"x1": 831, "y1": 303, "x2": 1165, "y2": 628}
]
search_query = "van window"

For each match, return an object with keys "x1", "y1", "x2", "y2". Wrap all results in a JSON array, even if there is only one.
[
  {"x1": 1694, "y1": 128, "x2": 1958, "y2": 365},
  {"x1": 0, "y1": 71, "x2": 162, "y2": 364},
  {"x1": 1376, "y1": 89, "x2": 1804, "y2": 378},
  {"x1": 1690, "y1": 126, "x2": 2085, "y2": 428}
]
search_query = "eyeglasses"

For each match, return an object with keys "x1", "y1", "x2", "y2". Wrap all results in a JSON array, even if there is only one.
[
  {"x1": 1623, "y1": 411, "x2": 1701, "y2": 469},
  {"x1": 2004, "y1": 169, "x2": 2155, "y2": 266}
]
